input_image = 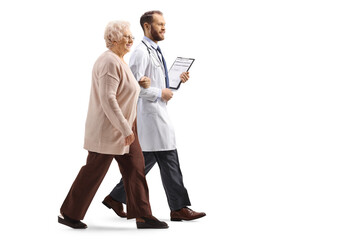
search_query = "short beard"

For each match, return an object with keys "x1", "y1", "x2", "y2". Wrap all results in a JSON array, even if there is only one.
[{"x1": 150, "y1": 27, "x2": 164, "y2": 42}]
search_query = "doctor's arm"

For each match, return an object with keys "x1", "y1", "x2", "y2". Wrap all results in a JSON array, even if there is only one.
[{"x1": 130, "y1": 50, "x2": 162, "y2": 102}]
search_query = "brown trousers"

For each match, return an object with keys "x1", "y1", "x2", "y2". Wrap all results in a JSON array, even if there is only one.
[{"x1": 60, "y1": 126, "x2": 152, "y2": 220}]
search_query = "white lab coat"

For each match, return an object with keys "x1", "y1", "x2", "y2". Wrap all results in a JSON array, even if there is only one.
[{"x1": 129, "y1": 38, "x2": 176, "y2": 151}]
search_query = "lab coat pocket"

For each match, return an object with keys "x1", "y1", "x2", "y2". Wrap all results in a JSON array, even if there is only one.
[{"x1": 141, "y1": 99, "x2": 159, "y2": 114}]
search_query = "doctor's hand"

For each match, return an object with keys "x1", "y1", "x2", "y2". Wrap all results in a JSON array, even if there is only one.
[
  {"x1": 162, "y1": 88, "x2": 173, "y2": 102},
  {"x1": 124, "y1": 133, "x2": 135, "y2": 146},
  {"x1": 139, "y1": 76, "x2": 151, "y2": 88},
  {"x1": 180, "y1": 72, "x2": 190, "y2": 83}
]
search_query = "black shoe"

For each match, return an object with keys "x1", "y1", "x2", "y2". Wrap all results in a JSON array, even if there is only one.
[
  {"x1": 136, "y1": 216, "x2": 169, "y2": 229},
  {"x1": 58, "y1": 215, "x2": 87, "y2": 229}
]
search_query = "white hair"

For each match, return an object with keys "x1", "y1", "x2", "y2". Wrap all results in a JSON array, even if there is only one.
[{"x1": 104, "y1": 20, "x2": 130, "y2": 49}]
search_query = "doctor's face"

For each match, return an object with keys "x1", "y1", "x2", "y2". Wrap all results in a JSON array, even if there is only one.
[{"x1": 150, "y1": 13, "x2": 166, "y2": 42}]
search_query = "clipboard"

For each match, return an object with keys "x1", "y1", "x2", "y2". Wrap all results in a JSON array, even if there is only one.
[{"x1": 168, "y1": 57, "x2": 195, "y2": 90}]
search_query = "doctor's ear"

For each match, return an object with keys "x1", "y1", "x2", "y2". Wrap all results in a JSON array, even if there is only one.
[{"x1": 144, "y1": 22, "x2": 151, "y2": 31}]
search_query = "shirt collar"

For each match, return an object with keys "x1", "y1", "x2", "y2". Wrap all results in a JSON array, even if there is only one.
[{"x1": 143, "y1": 36, "x2": 158, "y2": 49}]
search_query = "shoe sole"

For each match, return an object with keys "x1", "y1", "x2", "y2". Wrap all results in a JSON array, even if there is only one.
[
  {"x1": 136, "y1": 222, "x2": 169, "y2": 229},
  {"x1": 170, "y1": 214, "x2": 206, "y2": 222},
  {"x1": 58, "y1": 216, "x2": 87, "y2": 229}
]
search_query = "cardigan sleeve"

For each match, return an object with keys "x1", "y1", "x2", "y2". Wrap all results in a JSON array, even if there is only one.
[{"x1": 98, "y1": 73, "x2": 133, "y2": 137}]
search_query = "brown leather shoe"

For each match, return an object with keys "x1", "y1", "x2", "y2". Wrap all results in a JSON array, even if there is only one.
[
  {"x1": 102, "y1": 195, "x2": 127, "y2": 218},
  {"x1": 136, "y1": 216, "x2": 169, "y2": 229},
  {"x1": 170, "y1": 207, "x2": 206, "y2": 221}
]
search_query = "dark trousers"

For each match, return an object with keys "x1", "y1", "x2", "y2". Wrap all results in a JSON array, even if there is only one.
[
  {"x1": 110, "y1": 149, "x2": 191, "y2": 211},
  {"x1": 60, "y1": 129, "x2": 152, "y2": 220}
]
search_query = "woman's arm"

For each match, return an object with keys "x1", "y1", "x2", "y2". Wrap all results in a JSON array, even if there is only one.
[{"x1": 98, "y1": 74, "x2": 133, "y2": 137}]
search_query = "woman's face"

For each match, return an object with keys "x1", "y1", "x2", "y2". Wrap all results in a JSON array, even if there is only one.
[{"x1": 116, "y1": 28, "x2": 134, "y2": 55}]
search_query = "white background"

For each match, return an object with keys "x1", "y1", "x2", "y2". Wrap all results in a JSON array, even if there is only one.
[{"x1": 0, "y1": 0, "x2": 360, "y2": 239}]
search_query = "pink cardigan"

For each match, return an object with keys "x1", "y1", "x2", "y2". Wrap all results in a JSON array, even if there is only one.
[{"x1": 84, "y1": 50, "x2": 140, "y2": 155}]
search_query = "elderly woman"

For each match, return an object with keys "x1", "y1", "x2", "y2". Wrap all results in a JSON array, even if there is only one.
[{"x1": 58, "y1": 20, "x2": 168, "y2": 229}]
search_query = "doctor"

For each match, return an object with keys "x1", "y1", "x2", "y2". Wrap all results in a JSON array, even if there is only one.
[{"x1": 102, "y1": 10, "x2": 206, "y2": 221}]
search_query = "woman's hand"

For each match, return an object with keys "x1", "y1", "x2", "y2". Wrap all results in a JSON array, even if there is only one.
[
  {"x1": 139, "y1": 76, "x2": 151, "y2": 88},
  {"x1": 125, "y1": 133, "x2": 135, "y2": 146}
]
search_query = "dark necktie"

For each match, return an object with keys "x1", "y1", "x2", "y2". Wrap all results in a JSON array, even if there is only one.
[{"x1": 153, "y1": 46, "x2": 169, "y2": 88}]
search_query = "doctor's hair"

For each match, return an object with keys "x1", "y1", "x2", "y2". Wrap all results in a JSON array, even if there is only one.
[
  {"x1": 140, "y1": 10, "x2": 163, "y2": 31},
  {"x1": 104, "y1": 20, "x2": 131, "y2": 49}
]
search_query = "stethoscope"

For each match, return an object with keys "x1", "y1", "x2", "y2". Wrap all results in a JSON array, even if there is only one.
[{"x1": 142, "y1": 40, "x2": 162, "y2": 68}]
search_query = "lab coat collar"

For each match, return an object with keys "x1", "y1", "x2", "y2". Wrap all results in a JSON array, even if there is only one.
[
  {"x1": 143, "y1": 36, "x2": 159, "y2": 50},
  {"x1": 142, "y1": 36, "x2": 165, "y2": 71}
]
